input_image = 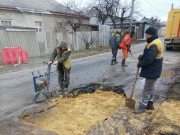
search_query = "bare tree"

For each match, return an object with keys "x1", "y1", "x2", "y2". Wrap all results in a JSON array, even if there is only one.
[
  {"x1": 60, "y1": 0, "x2": 89, "y2": 32},
  {"x1": 56, "y1": 0, "x2": 90, "y2": 51},
  {"x1": 108, "y1": 0, "x2": 120, "y2": 28},
  {"x1": 115, "y1": 2, "x2": 132, "y2": 40},
  {"x1": 116, "y1": 1, "x2": 141, "y2": 40},
  {"x1": 78, "y1": 31, "x2": 98, "y2": 49},
  {"x1": 91, "y1": 0, "x2": 115, "y2": 25},
  {"x1": 90, "y1": 0, "x2": 140, "y2": 38},
  {"x1": 152, "y1": 16, "x2": 161, "y2": 29}
]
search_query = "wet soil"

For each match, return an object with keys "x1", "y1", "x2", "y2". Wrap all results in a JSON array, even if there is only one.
[
  {"x1": 144, "y1": 75, "x2": 180, "y2": 135},
  {"x1": 21, "y1": 84, "x2": 125, "y2": 135}
]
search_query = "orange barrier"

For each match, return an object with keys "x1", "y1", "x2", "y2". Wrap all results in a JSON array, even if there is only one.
[{"x1": 1, "y1": 47, "x2": 29, "y2": 65}]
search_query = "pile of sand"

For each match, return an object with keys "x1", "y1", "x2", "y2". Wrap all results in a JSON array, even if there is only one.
[
  {"x1": 29, "y1": 90, "x2": 125, "y2": 135},
  {"x1": 146, "y1": 99, "x2": 180, "y2": 134}
]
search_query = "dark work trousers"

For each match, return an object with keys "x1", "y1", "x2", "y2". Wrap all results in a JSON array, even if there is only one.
[
  {"x1": 58, "y1": 64, "x2": 71, "y2": 85},
  {"x1": 112, "y1": 48, "x2": 118, "y2": 61}
]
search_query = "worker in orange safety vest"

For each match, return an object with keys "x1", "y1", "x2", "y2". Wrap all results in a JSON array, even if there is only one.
[{"x1": 119, "y1": 31, "x2": 135, "y2": 66}]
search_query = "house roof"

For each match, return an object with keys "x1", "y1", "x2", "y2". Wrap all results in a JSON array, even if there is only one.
[
  {"x1": 0, "y1": 0, "x2": 65, "y2": 13},
  {"x1": 136, "y1": 17, "x2": 158, "y2": 24},
  {"x1": 0, "y1": 25, "x2": 36, "y2": 29},
  {"x1": 0, "y1": 0, "x2": 89, "y2": 19}
]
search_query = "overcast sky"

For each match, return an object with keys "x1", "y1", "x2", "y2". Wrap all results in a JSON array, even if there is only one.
[{"x1": 56, "y1": 0, "x2": 180, "y2": 22}]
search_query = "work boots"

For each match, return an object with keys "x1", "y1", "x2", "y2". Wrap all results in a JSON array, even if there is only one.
[
  {"x1": 114, "y1": 58, "x2": 118, "y2": 64},
  {"x1": 58, "y1": 83, "x2": 64, "y2": 92},
  {"x1": 111, "y1": 59, "x2": 115, "y2": 65},
  {"x1": 121, "y1": 59, "x2": 127, "y2": 66},
  {"x1": 134, "y1": 106, "x2": 146, "y2": 114},
  {"x1": 145, "y1": 101, "x2": 154, "y2": 110},
  {"x1": 64, "y1": 84, "x2": 69, "y2": 92},
  {"x1": 111, "y1": 59, "x2": 118, "y2": 65}
]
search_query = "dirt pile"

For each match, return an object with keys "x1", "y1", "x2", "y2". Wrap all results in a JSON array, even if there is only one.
[
  {"x1": 23, "y1": 90, "x2": 125, "y2": 135},
  {"x1": 145, "y1": 83, "x2": 180, "y2": 134}
]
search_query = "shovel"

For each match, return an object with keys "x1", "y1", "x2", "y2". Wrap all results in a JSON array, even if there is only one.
[
  {"x1": 125, "y1": 67, "x2": 139, "y2": 109},
  {"x1": 129, "y1": 51, "x2": 135, "y2": 57}
]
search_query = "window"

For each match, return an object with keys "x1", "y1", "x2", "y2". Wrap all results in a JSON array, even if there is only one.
[
  {"x1": 57, "y1": 22, "x2": 62, "y2": 28},
  {"x1": 34, "y1": 21, "x2": 42, "y2": 32},
  {"x1": 1, "y1": 20, "x2": 12, "y2": 26}
]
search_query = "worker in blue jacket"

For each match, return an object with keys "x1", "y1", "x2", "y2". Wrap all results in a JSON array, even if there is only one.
[
  {"x1": 109, "y1": 31, "x2": 121, "y2": 65},
  {"x1": 134, "y1": 26, "x2": 164, "y2": 114}
]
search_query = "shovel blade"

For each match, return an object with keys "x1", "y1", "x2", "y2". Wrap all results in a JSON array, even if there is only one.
[
  {"x1": 125, "y1": 98, "x2": 136, "y2": 109},
  {"x1": 33, "y1": 92, "x2": 46, "y2": 103}
]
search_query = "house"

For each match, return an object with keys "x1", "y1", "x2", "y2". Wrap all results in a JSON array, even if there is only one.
[
  {"x1": 89, "y1": 14, "x2": 137, "y2": 29},
  {"x1": 0, "y1": 0, "x2": 110, "y2": 62},
  {"x1": 0, "y1": 0, "x2": 96, "y2": 59},
  {"x1": 136, "y1": 17, "x2": 167, "y2": 39},
  {"x1": 0, "y1": 0, "x2": 90, "y2": 34}
]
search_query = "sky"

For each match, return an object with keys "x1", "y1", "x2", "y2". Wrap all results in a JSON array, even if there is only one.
[{"x1": 56, "y1": 0, "x2": 180, "y2": 22}]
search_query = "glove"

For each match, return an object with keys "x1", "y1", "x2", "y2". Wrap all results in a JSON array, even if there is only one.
[{"x1": 138, "y1": 54, "x2": 143, "y2": 61}]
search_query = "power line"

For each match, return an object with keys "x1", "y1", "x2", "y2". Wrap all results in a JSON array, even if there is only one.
[
  {"x1": 142, "y1": 10, "x2": 170, "y2": 14},
  {"x1": 143, "y1": 12, "x2": 169, "y2": 16},
  {"x1": 157, "y1": 0, "x2": 171, "y2": 9},
  {"x1": 140, "y1": 1, "x2": 170, "y2": 13},
  {"x1": 144, "y1": 13, "x2": 168, "y2": 18},
  {"x1": 140, "y1": 8, "x2": 170, "y2": 13},
  {"x1": 144, "y1": 0, "x2": 161, "y2": 11},
  {"x1": 174, "y1": 6, "x2": 180, "y2": 9}
]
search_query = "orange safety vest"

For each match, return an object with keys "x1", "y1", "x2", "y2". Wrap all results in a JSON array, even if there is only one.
[{"x1": 120, "y1": 34, "x2": 131, "y2": 50}]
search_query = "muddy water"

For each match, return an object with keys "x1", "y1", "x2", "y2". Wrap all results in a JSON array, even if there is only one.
[{"x1": 22, "y1": 88, "x2": 125, "y2": 135}]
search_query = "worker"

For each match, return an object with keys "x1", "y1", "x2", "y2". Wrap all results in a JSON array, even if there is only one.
[
  {"x1": 48, "y1": 40, "x2": 71, "y2": 92},
  {"x1": 134, "y1": 26, "x2": 163, "y2": 114},
  {"x1": 119, "y1": 31, "x2": 135, "y2": 66},
  {"x1": 109, "y1": 31, "x2": 121, "y2": 65}
]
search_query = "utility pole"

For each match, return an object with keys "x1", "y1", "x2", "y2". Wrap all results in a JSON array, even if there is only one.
[{"x1": 130, "y1": 0, "x2": 135, "y2": 31}]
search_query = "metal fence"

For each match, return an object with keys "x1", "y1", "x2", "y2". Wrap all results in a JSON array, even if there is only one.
[
  {"x1": 0, "y1": 30, "x2": 40, "y2": 62},
  {"x1": 0, "y1": 30, "x2": 64, "y2": 62},
  {"x1": 0, "y1": 25, "x2": 111, "y2": 63}
]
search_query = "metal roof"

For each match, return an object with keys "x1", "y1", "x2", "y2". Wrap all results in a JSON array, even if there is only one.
[{"x1": 0, "y1": 0, "x2": 65, "y2": 13}]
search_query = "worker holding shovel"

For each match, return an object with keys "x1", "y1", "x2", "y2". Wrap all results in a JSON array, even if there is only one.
[
  {"x1": 119, "y1": 31, "x2": 135, "y2": 66},
  {"x1": 134, "y1": 26, "x2": 163, "y2": 114},
  {"x1": 48, "y1": 41, "x2": 71, "y2": 92}
]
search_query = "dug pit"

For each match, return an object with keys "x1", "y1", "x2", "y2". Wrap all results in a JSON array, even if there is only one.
[{"x1": 21, "y1": 84, "x2": 125, "y2": 135}]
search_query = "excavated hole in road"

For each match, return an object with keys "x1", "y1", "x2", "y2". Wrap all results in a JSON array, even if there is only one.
[{"x1": 21, "y1": 83, "x2": 125, "y2": 135}]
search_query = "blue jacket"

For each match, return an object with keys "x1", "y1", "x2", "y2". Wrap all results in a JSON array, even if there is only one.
[
  {"x1": 137, "y1": 35, "x2": 164, "y2": 79},
  {"x1": 109, "y1": 32, "x2": 120, "y2": 49}
]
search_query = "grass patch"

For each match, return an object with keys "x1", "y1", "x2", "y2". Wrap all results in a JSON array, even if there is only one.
[
  {"x1": 71, "y1": 45, "x2": 111, "y2": 59},
  {"x1": 0, "y1": 45, "x2": 111, "y2": 73}
]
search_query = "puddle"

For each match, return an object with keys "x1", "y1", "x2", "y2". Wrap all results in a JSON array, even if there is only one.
[
  {"x1": 21, "y1": 84, "x2": 125, "y2": 135},
  {"x1": 126, "y1": 59, "x2": 180, "y2": 64},
  {"x1": 163, "y1": 59, "x2": 180, "y2": 64},
  {"x1": 161, "y1": 71, "x2": 174, "y2": 77}
]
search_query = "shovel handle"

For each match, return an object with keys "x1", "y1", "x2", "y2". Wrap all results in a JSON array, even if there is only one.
[{"x1": 129, "y1": 67, "x2": 139, "y2": 100}]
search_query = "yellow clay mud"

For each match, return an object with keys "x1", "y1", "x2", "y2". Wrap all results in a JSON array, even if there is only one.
[
  {"x1": 148, "y1": 100, "x2": 180, "y2": 134},
  {"x1": 29, "y1": 90, "x2": 125, "y2": 135}
]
